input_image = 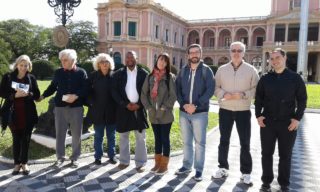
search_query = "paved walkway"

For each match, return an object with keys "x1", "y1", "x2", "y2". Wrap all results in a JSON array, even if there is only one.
[{"x1": 0, "y1": 105, "x2": 320, "y2": 192}]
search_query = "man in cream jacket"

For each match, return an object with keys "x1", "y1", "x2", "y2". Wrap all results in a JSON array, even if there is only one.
[{"x1": 212, "y1": 41, "x2": 259, "y2": 185}]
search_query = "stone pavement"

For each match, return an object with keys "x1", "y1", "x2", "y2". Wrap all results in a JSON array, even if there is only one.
[{"x1": 0, "y1": 106, "x2": 320, "y2": 192}]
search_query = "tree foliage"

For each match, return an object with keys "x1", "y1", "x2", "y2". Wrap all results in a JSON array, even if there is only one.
[
  {"x1": 66, "y1": 21, "x2": 98, "y2": 64},
  {"x1": 0, "y1": 19, "x2": 98, "y2": 69},
  {"x1": 32, "y1": 60, "x2": 56, "y2": 80}
]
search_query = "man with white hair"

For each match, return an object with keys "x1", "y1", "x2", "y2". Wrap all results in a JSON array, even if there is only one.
[
  {"x1": 40, "y1": 49, "x2": 88, "y2": 168},
  {"x1": 212, "y1": 41, "x2": 259, "y2": 185}
]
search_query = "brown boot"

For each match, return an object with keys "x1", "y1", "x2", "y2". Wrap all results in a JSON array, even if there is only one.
[
  {"x1": 156, "y1": 156, "x2": 169, "y2": 175},
  {"x1": 150, "y1": 154, "x2": 162, "y2": 173}
]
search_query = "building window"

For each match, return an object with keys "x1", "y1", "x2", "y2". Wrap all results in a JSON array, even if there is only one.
[
  {"x1": 113, "y1": 21, "x2": 121, "y2": 36},
  {"x1": 165, "y1": 29, "x2": 169, "y2": 42},
  {"x1": 181, "y1": 35, "x2": 184, "y2": 46},
  {"x1": 290, "y1": 0, "x2": 301, "y2": 10},
  {"x1": 173, "y1": 57, "x2": 176, "y2": 65},
  {"x1": 256, "y1": 36, "x2": 264, "y2": 46},
  {"x1": 224, "y1": 37, "x2": 231, "y2": 47},
  {"x1": 128, "y1": 21, "x2": 137, "y2": 37},
  {"x1": 209, "y1": 38, "x2": 214, "y2": 47},
  {"x1": 240, "y1": 37, "x2": 248, "y2": 46},
  {"x1": 155, "y1": 25, "x2": 159, "y2": 39},
  {"x1": 174, "y1": 32, "x2": 177, "y2": 44},
  {"x1": 195, "y1": 38, "x2": 199, "y2": 44}
]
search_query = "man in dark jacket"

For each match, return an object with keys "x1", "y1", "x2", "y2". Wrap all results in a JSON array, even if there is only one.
[
  {"x1": 40, "y1": 49, "x2": 88, "y2": 169},
  {"x1": 175, "y1": 44, "x2": 215, "y2": 181},
  {"x1": 255, "y1": 48, "x2": 307, "y2": 192},
  {"x1": 112, "y1": 51, "x2": 149, "y2": 172}
]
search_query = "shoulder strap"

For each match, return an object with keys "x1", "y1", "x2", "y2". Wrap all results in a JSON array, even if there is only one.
[{"x1": 202, "y1": 64, "x2": 207, "y2": 82}]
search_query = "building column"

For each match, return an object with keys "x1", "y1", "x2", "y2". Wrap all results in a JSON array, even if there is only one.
[
  {"x1": 285, "y1": 23, "x2": 289, "y2": 42},
  {"x1": 248, "y1": 27, "x2": 253, "y2": 49},
  {"x1": 271, "y1": 24, "x2": 275, "y2": 42},
  {"x1": 199, "y1": 28, "x2": 203, "y2": 47},
  {"x1": 231, "y1": 27, "x2": 235, "y2": 42},
  {"x1": 215, "y1": 28, "x2": 219, "y2": 49},
  {"x1": 297, "y1": 0, "x2": 309, "y2": 81}
]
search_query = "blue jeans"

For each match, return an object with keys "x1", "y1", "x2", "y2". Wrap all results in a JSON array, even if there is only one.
[
  {"x1": 152, "y1": 123, "x2": 172, "y2": 157},
  {"x1": 179, "y1": 111, "x2": 208, "y2": 173},
  {"x1": 94, "y1": 124, "x2": 116, "y2": 160},
  {"x1": 218, "y1": 108, "x2": 252, "y2": 174}
]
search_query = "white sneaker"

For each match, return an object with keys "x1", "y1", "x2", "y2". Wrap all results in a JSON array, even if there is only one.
[
  {"x1": 212, "y1": 168, "x2": 228, "y2": 179},
  {"x1": 241, "y1": 174, "x2": 252, "y2": 185}
]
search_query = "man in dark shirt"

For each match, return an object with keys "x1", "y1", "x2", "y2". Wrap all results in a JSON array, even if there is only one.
[
  {"x1": 255, "y1": 48, "x2": 307, "y2": 192},
  {"x1": 40, "y1": 49, "x2": 88, "y2": 168}
]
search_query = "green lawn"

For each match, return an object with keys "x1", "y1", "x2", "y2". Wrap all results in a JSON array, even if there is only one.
[
  {"x1": 0, "y1": 80, "x2": 218, "y2": 160},
  {"x1": 306, "y1": 84, "x2": 320, "y2": 109}
]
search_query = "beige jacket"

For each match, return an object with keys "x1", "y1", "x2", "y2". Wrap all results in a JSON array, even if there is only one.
[{"x1": 214, "y1": 61, "x2": 259, "y2": 111}]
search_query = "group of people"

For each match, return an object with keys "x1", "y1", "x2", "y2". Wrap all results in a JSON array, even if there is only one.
[{"x1": 0, "y1": 41, "x2": 307, "y2": 192}]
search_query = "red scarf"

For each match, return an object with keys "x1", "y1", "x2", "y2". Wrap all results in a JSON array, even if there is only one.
[{"x1": 151, "y1": 69, "x2": 166, "y2": 100}]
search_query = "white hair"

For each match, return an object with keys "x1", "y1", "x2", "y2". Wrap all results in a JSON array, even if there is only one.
[
  {"x1": 59, "y1": 49, "x2": 77, "y2": 64},
  {"x1": 230, "y1": 41, "x2": 246, "y2": 53},
  {"x1": 13, "y1": 55, "x2": 32, "y2": 72},
  {"x1": 93, "y1": 53, "x2": 115, "y2": 71}
]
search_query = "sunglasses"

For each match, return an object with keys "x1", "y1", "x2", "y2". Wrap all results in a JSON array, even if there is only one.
[{"x1": 231, "y1": 49, "x2": 243, "y2": 53}]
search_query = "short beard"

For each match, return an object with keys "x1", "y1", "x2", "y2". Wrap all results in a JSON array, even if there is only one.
[{"x1": 189, "y1": 57, "x2": 200, "y2": 64}]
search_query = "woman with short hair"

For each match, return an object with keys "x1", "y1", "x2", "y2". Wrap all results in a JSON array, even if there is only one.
[{"x1": 88, "y1": 53, "x2": 118, "y2": 165}]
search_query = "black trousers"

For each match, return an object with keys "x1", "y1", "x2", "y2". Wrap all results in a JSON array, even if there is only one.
[
  {"x1": 12, "y1": 131, "x2": 32, "y2": 165},
  {"x1": 152, "y1": 123, "x2": 172, "y2": 157},
  {"x1": 218, "y1": 108, "x2": 252, "y2": 174},
  {"x1": 260, "y1": 119, "x2": 297, "y2": 187}
]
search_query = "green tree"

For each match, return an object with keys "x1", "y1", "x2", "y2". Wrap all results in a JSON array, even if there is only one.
[
  {"x1": 66, "y1": 21, "x2": 98, "y2": 64},
  {"x1": 0, "y1": 54, "x2": 10, "y2": 78},
  {"x1": 0, "y1": 19, "x2": 38, "y2": 61}
]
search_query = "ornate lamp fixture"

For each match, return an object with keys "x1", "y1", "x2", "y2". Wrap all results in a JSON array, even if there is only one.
[{"x1": 48, "y1": 0, "x2": 81, "y2": 26}]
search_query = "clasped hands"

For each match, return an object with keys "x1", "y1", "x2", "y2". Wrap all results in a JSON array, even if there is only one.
[
  {"x1": 183, "y1": 104, "x2": 197, "y2": 115},
  {"x1": 127, "y1": 103, "x2": 140, "y2": 111},
  {"x1": 257, "y1": 116, "x2": 299, "y2": 131},
  {"x1": 223, "y1": 92, "x2": 245, "y2": 100}
]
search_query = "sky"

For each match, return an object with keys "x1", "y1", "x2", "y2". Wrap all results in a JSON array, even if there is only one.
[{"x1": 0, "y1": 0, "x2": 271, "y2": 28}]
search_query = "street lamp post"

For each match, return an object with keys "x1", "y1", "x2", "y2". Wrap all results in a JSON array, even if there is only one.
[{"x1": 48, "y1": 0, "x2": 81, "y2": 26}]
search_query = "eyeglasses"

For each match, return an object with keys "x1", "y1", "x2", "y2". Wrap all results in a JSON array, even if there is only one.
[
  {"x1": 99, "y1": 60, "x2": 109, "y2": 64},
  {"x1": 231, "y1": 49, "x2": 243, "y2": 53}
]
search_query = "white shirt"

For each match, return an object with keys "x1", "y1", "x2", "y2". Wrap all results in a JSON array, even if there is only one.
[
  {"x1": 189, "y1": 69, "x2": 196, "y2": 104},
  {"x1": 125, "y1": 66, "x2": 139, "y2": 103}
]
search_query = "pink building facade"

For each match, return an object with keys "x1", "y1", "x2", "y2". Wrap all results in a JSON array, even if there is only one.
[{"x1": 97, "y1": 0, "x2": 320, "y2": 82}]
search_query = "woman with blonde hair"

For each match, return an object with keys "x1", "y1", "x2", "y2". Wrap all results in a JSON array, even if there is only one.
[
  {"x1": 88, "y1": 53, "x2": 118, "y2": 165},
  {"x1": 0, "y1": 55, "x2": 40, "y2": 175}
]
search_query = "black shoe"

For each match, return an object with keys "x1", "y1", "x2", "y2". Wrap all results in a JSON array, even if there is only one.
[
  {"x1": 12, "y1": 165, "x2": 21, "y2": 175},
  {"x1": 94, "y1": 159, "x2": 101, "y2": 165},
  {"x1": 260, "y1": 184, "x2": 271, "y2": 192},
  {"x1": 108, "y1": 157, "x2": 118, "y2": 164},
  {"x1": 280, "y1": 186, "x2": 289, "y2": 192},
  {"x1": 70, "y1": 160, "x2": 79, "y2": 168},
  {"x1": 53, "y1": 159, "x2": 64, "y2": 168}
]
